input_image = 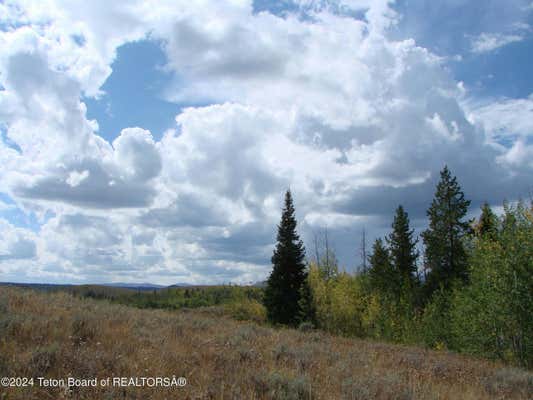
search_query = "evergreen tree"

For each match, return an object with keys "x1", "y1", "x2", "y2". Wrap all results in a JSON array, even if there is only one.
[
  {"x1": 422, "y1": 166, "x2": 471, "y2": 297},
  {"x1": 297, "y1": 275, "x2": 317, "y2": 326},
  {"x1": 474, "y1": 202, "x2": 498, "y2": 240},
  {"x1": 387, "y1": 205, "x2": 419, "y2": 288},
  {"x1": 264, "y1": 190, "x2": 307, "y2": 325},
  {"x1": 368, "y1": 238, "x2": 397, "y2": 296}
]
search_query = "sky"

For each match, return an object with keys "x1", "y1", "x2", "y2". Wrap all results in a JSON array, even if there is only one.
[{"x1": 0, "y1": 0, "x2": 532, "y2": 285}]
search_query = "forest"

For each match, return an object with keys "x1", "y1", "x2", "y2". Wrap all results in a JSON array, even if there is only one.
[{"x1": 264, "y1": 166, "x2": 533, "y2": 369}]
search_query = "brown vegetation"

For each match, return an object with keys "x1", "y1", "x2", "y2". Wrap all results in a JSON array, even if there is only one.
[{"x1": 0, "y1": 287, "x2": 532, "y2": 399}]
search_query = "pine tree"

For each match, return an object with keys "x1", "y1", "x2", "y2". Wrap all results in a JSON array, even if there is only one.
[
  {"x1": 368, "y1": 238, "x2": 397, "y2": 295},
  {"x1": 264, "y1": 190, "x2": 307, "y2": 325},
  {"x1": 475, "y1": 202, "x2": 498, "y2": 240},
  {"x1": 387, "y1": 205, "x2": 419, "y2": 289},
  {"x1": 422, "y1": 166, "x2": 471, "y2": 298}
]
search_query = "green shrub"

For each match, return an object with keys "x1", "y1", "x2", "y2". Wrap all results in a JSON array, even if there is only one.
[
  {"x1": 224, "y1": 299, "x2": 267, "y2": 324},
  {"x1": 450, "y1": 203, "x2": 533, "y2": 367},
  {"x1": 420, "y1": 288, "x2": 451, "y2": 350}
]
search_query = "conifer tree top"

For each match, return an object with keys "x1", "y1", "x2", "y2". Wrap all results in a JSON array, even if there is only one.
[{"x1": 277, "y1": 190, "x2": 298, "y2": 240}]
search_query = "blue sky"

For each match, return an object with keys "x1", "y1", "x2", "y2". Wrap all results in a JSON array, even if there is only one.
[
  {"x1": 84, "y1": 40, "x2": 178, "y2": 142},
  {"x1": 0, "y1": 0, "x2": 532, "y2": 284}
]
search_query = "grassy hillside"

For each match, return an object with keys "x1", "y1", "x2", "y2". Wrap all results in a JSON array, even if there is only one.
[{"x1": 0, "y1": 287, "x2": 532, "y2": 399}]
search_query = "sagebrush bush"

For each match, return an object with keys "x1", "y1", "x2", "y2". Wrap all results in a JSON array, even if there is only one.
[
  {"x1": 253, "y1": 371, "x2": 311, "y2": 400},
  {"x1": 298, "y1": 321, "x2": 315, "y2": 332},
  {"x1": 341, "y1": 373, "x2": 413, "y2": 400},
  {"x1": 484, "y1": 367, "x2": 533, "y2": 398},
  {"x1": 236, "y1": 345, "x2": 258, "y2": 363},
  {"x1": 28, "y1": 343, "x2": 59, "y2": 376},
  {"x1": 71, "y1": 314, "x2": 98, "y2": 345},
  {"x1": 227, "y1": 324, "x2": 269, "y2": 348},
  {"x1": 0, "y1": 351, "x2": 8, "y2": 376}
]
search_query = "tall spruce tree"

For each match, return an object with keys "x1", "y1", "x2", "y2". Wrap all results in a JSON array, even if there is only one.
[
  {"x1": 264, "y1": 190, "x2": 307, "y2": 325},
  {"x1": 422, "y1": 166, "x2": 471, "y2": 297},
  {"x1": 368, "y1": 238, "x2": 397, "y2": 296},
  {"x1": 387, "y1": 205, "x2": 419, "y2": 289}
]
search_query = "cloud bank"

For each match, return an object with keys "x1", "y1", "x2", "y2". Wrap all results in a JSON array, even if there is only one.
[{"x1": 0, "y1": 0, "x2": 532, "y2": 284}]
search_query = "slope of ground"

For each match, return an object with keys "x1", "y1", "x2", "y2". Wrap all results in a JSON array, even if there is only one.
[{"x1": 0, "y1": 287, "x2": 531, "y2": 399}]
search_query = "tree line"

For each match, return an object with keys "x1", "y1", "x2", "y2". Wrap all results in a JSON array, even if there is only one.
[{"x1": 264, "y1": 166, "x2": 533, "y2": 368}]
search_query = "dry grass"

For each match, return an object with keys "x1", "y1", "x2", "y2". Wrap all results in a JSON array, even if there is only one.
[{"x1": 0, "y1": 287, "x2": 532, "y2": 399}]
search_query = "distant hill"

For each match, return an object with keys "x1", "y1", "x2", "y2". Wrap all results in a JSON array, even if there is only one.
[
  {"x1": 101, "y1": 282, "x2": 166, "y2": 290},
  {"x1": 0, "y1": 282, "x2": 73, "y2": 291},
  {"x1": 168, "y1": 282, "x2": 194, "y2": 288},
  {"x1": 0, "y1": 281, "x2": 165, "y2": 291},
  {"x1": 0, "y1": 281, "x2": 266, "y2": 292}
]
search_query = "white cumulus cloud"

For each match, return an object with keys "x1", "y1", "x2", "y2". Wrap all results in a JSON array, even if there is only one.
[{"x1": 0, "y1": 0, "x2": 531, "y2": 284}]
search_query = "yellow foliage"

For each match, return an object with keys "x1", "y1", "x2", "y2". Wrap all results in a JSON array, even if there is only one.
[
  {"x1": 307, "y1": 263, "x2": 367, "y2": 336},
  {"x1": 435, "y1": 341, "x2": 447, "y2": 351},
  {"x1": 224, "y1": 299, "x2": 267, "y2": 324}
]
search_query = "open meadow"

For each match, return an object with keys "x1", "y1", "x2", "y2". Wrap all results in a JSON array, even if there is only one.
[{"x1": 1, "y1": 286, "x2": 532, "y2": 400}]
